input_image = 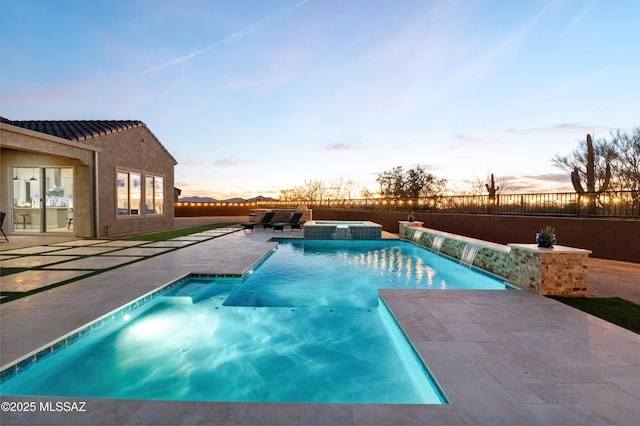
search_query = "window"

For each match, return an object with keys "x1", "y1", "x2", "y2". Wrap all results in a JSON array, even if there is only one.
[
  {"x1": 116, "y1": 170, "x2": 141, "y2": 216},
  {"x1": 145, "y1": 175, "x2": 164, "y2": 215}
]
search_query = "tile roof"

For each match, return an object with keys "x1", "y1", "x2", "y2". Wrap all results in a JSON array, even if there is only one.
[{"x1": 0, "y1": 117, "x2": 144, "y2": 142}]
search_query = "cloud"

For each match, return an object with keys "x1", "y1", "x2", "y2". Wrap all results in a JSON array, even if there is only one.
[
  {"x1": 120, "y1": 0, "x2": 311, "y2": 85},
  {"x1": 324, "y1": 144, "x2": 352, "y2": 152},
  {"x1": 1, "y1": 88, "x2": 63, "y2": 104},
  {"x1": 506, "y1": 123, "x2": 614, "y2": 135},
  {"x1": 565, "y1": 0, "x2": 594, "y2": 34},
  {"x1": 212, "y1": 158, "x2": 244, "y2": 167},
  {"x1": 319, "y1": 138, "x2": 369, "y2": 152},
  {"x1": 451, "y1": 2, "x2": 552, "y2": 83},
  {"x1": 505, "y1": 173, "x2": 572, "y2": 193},
  {"x1": 448, "y1": 133, "x2": 511, "y2": 149}
]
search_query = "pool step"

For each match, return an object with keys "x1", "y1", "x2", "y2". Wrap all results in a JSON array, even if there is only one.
[{"x1": 163, "y1": 281, "x2": 235, "y2": 304}]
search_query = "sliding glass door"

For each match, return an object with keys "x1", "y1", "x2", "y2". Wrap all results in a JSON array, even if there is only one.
[
  {"x1": 11, "y1": 167, "x2": 74, "y2": 233},
  {"x1": 11, "y1": 167, "x2": 42, "y2": 233}
]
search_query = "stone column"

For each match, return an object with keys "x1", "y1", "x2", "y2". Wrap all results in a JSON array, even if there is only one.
[{"x1": 508, "y1": 244, "x2": 591, "y2": 296}]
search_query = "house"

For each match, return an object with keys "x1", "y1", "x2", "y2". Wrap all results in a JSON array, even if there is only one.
[{"x1": 1, "y1": 117, "x2": 177, "y2": 238}]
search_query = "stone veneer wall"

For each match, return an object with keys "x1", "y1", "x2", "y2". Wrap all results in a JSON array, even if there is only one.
[
  {"x1": 399, "y1": 222, "x2": 590, "y2": 297},
  {"x1": 508, "y1": 245, "x2": 589, "y2": 296}
]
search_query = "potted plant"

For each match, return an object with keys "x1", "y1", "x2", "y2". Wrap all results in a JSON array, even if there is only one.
[{"x1": 536, "y1": 226, "x2": 557, "y2": 248}]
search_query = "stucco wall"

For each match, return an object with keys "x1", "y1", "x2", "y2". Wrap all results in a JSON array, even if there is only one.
[{"x1": 84, "y1": 126, "x2": 175, "y2": 237}]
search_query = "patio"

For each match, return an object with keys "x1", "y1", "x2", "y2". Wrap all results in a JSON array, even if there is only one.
[{"x1": 1, "y1": 223, "x2": 639, "y2": 425}]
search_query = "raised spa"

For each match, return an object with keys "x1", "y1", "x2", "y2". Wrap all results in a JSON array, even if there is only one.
[{"x1": 303, "y1": 220, "x2": 382, "y2": 240}]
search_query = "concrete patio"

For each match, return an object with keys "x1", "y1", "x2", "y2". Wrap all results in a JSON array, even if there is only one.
[{"x1": 1, "y1": 223, "x2": 639, "y2": 425}]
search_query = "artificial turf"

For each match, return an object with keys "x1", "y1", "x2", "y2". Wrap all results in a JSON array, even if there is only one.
[
  {"x1": 123, "y1": 222, "x2": 240, "y2": 241},
  {"x1": 551, "y1": 296, "x2": 640, "y2": 334}
]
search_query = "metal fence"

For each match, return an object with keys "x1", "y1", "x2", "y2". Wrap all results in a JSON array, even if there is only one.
[{"x1": 258, "y1": 190, "x2": 640, "y2": 218}]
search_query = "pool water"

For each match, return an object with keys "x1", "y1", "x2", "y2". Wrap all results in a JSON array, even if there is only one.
[
  {"x1": 1, "y1": 240, "x2": 507, "y2": 404},
  {"x1": 228, "y1": 240, "x2": 509, "y2": 309}
]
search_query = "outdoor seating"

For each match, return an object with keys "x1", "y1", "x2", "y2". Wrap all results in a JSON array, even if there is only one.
[
  {"x1": 0, "y1": 211, "x2": 8, "y2": 241},
  {"x1": 67, "y1": 208, "x2": 74, "y2": 229},
  {"x1": 271, "y1": 212, "x2": 303, "y2": 232},
  {"x1": 241, "y1": 211, "x2": 275, "y2": 232}
]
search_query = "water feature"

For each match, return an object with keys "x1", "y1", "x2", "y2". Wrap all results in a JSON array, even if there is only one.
[
  {"x1": 303, "y1": 220, "x2": 382, "y2": 240},
  {"x1": 431, "y1": 235, "x2": 445, "y2": 252},
  {"x1": 413, "y1": 230, "x2": 423, "y2": 243},
  {"x1": 334, "y1": 224, "x2": 351, "y2": 240},
  {"x1": 460, "y1": 244, "x2": 480, "y2": 266}
]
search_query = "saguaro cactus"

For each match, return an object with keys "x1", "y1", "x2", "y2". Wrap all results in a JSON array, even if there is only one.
[
  {"x1": 485, "y1": 173, "x2": 500, "y2": 212},
  {"x1": 571, "y1": 134, "x2": 611, "y2": 194},
  {"x1": 485, "y1": 173, "x2": 499, "y2": 199}
]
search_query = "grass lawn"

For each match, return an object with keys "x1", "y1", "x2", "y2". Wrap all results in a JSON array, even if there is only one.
[{"x1": 551, "y1": 296, "x2": 640, "y2": 334}]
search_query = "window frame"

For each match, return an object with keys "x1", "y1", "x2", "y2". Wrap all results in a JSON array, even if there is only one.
[
  {"x1": 145, "y1": 174, "x2": 165, "y2": 216},
  {"x1": 116, "y1": 169, "x2": 142, "y2": 217}
]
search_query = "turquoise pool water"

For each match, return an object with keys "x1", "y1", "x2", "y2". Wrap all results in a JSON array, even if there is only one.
[
  {"x1": 314, "y1": 220, "x2": 365, "y2": 224},
  {"x1": 1, "y1": 240, "x2": 507, "y2": 404},
  {"x1": 231, "y1": 240, "x2": 509, "y2": 309}
]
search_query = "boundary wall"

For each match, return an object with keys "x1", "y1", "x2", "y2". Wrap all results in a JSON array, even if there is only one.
[
  {"x1": 312, "y1": 209, "x2": 639, "y2": 263},
  {"x1": 173, "y1": 205, "x2": 638, "y2": 263}
]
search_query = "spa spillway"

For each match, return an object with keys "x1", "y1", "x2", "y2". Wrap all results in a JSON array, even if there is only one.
[{"x1": 303, "y1": 220, "x2": 382, "y2": 240}]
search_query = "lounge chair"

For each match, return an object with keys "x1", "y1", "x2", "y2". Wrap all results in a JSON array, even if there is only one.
[
  {"x1": 241, "y1": 212, "x2": 275, "y2": 233},
  {"x1": 272, "y1": 212, "x2": 303, "y2": 232},
  {"x1": 0, "y1": 211, "x2": 8, "y2": 242}
]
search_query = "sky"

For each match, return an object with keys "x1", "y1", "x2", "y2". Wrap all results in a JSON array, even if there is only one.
[{"x1": 1, "y1": 0, "x2": 639, "y2": 199}]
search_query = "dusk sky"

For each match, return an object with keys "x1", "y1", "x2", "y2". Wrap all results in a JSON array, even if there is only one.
[{"x1": 2, "y1": 0, "x2": 638, "y2": 199}]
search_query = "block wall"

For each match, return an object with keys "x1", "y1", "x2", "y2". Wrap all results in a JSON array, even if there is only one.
[{"x1": 314, "y1": 209, "x2": 638, "y2": 263}]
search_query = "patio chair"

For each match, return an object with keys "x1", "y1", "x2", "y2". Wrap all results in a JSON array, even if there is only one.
[
  {"x1": 0, "y1": 211, "x2": 8, "y2": 242},
  {"x1": 241, "y1": 212, "x2": 275, "y2": 233},
  {"x1": 272, "y1": 212, "x2": 304, "y2": 232},
  {"x1": 67, "y1": 208, "x2": 73, "y2": 229}
]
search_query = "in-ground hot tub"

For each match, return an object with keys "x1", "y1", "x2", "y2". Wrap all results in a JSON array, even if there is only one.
[{"x1": 303, "y1": 220, "x2": 382, "y2": 240}]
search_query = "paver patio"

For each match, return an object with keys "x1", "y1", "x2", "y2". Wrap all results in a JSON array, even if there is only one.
[
  {"x1": 50, "y1": 240, "x2": 111, "y2": 247},
  {"x1": 0, "y1": 270, "x2": 90, "y2": 292},
  {"x1": 42, "y1": 255, "x2": 145, "y2": 270},
  {"x1": 0, "y1": 255, "x2": 79, "y2": 268}
]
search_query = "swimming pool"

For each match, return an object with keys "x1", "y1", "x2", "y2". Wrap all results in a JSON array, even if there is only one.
[
  {"x1": 1, "y1": 240, "x2": 507, "y2": 404},
  {"x1": 243, "y1": 240, "x2": 511, "y2": 307}
]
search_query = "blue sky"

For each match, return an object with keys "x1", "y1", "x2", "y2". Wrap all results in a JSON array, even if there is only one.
[{"x1": 2, "y1": 0, "x2": 639, "y2": 199}]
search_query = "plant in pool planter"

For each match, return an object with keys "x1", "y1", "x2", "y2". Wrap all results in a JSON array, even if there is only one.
[{"x1": 536, "y1": 226, "x2": 557, "y2": 248}]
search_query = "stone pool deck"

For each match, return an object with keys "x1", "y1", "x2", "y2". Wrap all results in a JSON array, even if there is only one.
[{"x1": 1, "y1": 225, "x2": 639, "y2": 425}]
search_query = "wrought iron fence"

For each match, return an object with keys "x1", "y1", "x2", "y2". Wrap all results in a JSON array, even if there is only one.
[{"x1": 258, "y1": 191, "x2": 640, "y2": 218}]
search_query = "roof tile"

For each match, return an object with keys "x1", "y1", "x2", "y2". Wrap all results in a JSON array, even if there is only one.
[{"x1": 0, "y1": 117, "x2": 143, "y2": 142}]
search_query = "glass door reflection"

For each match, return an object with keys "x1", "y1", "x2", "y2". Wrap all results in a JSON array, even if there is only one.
[
  {"x1": 44, "y1": 167, "x2": 74, "y2": 232},
  {"x1": 11, "y1": 167, "x2": 42, "y2": 233},
  {"x1": 10, "y1": 167, "x2": 73, "y2": 233}
]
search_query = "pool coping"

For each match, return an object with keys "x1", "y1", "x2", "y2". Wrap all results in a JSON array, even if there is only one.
[{"x1": 1, "y1": 230, "x2": 639, "y2": 425}]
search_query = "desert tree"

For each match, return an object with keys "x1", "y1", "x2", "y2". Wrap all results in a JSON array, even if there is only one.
[
  {"x1": 327, "y1": 178, "x2": 357, "y2": 200},
  {"x1": 609, "y1": 127, "x2": 640, "y2": 192},
  {"x1": 376, "y1": 164, "x2": 447, "y2": 200},
  {"x1": 376, "y1": 166, "x2": 406, "y2": 199}
]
